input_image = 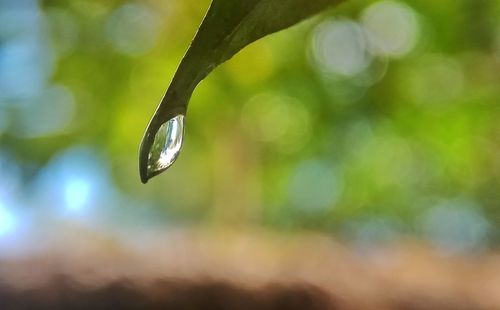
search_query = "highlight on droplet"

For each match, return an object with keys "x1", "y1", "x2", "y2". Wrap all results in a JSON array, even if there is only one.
[{"x1": 146, "y1": 115, "x2": 185, "y2": 178}]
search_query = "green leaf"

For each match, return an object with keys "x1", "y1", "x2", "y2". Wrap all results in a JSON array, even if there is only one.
[{"x1": 139, "y1": 0, "x2": 345, "y2": 183}]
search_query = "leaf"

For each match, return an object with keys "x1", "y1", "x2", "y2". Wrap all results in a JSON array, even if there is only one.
[{"x1": 139, "y1": 0, "x2": 345, "y2": 183}]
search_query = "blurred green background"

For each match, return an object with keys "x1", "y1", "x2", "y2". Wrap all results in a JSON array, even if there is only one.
[{"x1": 0, "y1": 0, "x2": 499, "y2": 255}]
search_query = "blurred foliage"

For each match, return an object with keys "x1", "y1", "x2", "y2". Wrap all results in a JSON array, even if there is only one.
[{"x1": 0, "y1": 0, "x2": 499, "y2": 252}]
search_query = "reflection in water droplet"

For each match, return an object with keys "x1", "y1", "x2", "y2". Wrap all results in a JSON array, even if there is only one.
[{"x1": 147, "y1": 115, "x2": 185, "y2": 176}]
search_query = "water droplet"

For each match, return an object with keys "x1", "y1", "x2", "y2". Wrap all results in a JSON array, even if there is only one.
[{"x1": 147, "y1": 115, "x2": 185, "y2": 177}]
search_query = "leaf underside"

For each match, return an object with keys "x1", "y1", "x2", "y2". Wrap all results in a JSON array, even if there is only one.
[{"x1": 140, "y1": 0, "x2": 344, "y2": 183}]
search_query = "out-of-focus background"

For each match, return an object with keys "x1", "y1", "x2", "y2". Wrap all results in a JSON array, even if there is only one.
[{"x1": 0, "y1": 0, "x2": 499, "y2": 308}]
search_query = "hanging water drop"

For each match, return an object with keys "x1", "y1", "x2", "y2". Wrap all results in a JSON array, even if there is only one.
[{"x1": 145, "y1": 114, "x2": 185, "y2": 181}]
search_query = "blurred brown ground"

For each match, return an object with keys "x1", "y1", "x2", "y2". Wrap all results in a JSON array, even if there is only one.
[{"x1": 1, "y1": 229, "x2": 499, "y2": 309}]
